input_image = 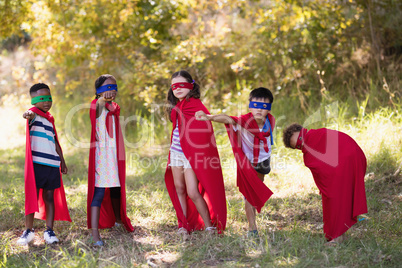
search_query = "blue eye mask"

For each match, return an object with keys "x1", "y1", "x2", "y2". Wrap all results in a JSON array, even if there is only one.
[
  {"x1": 96, "y1": 84, "x2": 118, "y2": 95},
  {"x1": 249, "y1": 101, "x2": 272, "y2": 110}
]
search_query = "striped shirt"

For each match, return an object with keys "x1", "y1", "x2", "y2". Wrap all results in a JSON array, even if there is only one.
[
  {"x1": 29, "y1": 114, "x2": 61, "y2": 168},
  {"x1": 170, "y1": 120, "x2": 183, "y2": 153}
]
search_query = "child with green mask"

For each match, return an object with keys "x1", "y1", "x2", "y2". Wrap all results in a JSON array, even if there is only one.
[{"x1": 18, "y1": 83, "x2": 71, "y2": 245}]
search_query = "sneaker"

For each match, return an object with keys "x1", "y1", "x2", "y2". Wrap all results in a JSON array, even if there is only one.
[
  {"x1": 247, "y1": 230, "x2": 259, "y2": 238},
  {"x1": 177, "y1": 227, "x2": 190, "y2": 241},
  {"x1": 44, "y1": 228, "x2": 59, "y2": 244},
  {"x1": 205, "y1": 226, "x2": 217, "y2": 235},
  {"x1": 177, "y1": 227, "x2": 188, "y2": 234},
  {"x1": 94, "y1": 240, "x2": 104, "y2": 247},
  {"x1": 17, "y1": 229, "x2": 35, "y2": 245},
  {"x1": 89, "y1": 236, "x2": 104, "y2": 247}
]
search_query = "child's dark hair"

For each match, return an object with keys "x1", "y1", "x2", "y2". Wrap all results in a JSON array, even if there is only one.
[
  {"x1": 249, "y1": 87, "x2": 274, "y2": 103},
  {"x1": 94, "y1": 74, "x2": 117, "y2": 99},
  {"x1": 30, "y1": 83, "x2": 50, "y2": 95},
  {"x1": 166, "y1": 70, "x2": 200, "y2": 122},
  {"x1": 282, "y1": 123, "x2": 303, "y2": 148}
]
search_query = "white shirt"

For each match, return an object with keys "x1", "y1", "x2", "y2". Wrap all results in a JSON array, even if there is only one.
[
  {"x1": 233, "y1": 124, "x2": 271, "y2": 163},
  {"x1": 95, "y1": 108, "x2": 121, "y2": 187}
]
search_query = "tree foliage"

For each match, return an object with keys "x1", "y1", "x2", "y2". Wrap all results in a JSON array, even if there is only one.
[{"x1": 1, "y1": 0, "x2": 401, "y2": 114}]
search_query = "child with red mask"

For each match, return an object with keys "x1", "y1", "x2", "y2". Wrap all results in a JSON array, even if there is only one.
[{"x1": 165, "y1": 70, "x2": 227, "y2": 235}]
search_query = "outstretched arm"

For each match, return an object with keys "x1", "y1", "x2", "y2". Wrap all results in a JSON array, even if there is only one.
[
  {"x1": 96, "y1": 95, "x2": 116, "y2": 118},
  {"x1": 96, "y1": 96, "x2": 106, "y2": 118},
  {"x1": 195, "y1": 110, "x2": 235, "y2": 125},
  {"x1": 22, "y1": 110, "x2": 36, "y2": 120}
]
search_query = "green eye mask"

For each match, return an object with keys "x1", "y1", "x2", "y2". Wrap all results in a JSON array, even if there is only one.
[{"x1": 31, "y1": 95, "x2": 52, "y2": 105}]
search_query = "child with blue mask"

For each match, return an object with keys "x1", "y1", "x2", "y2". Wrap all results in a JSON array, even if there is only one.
[{"x1": 196, "y1": 87, "x2": 275, "y2": 238}]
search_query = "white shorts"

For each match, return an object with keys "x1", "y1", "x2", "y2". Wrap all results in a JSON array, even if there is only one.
[{"x1": 169, "y1": 150, "x2": 192, "y2": 169}]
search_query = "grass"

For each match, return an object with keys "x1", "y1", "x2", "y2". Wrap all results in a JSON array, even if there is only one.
[{"x1": 0, "y1": 101, "x2": 401, "y2": 267}]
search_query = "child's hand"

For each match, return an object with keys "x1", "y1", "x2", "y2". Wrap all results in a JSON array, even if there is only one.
[
  {"x1": 195, "y1": 110, "x2": 209, "y2": 121},
  {"x1": 61, "y1": 161, "x2": 68, "y2": 174},
  {"x1": 97, "y1": 96, "x2": 107, "y2": 105},
  {"x1": 103, "y1": 90, "x2": 117, "y2": 101},
  {"x1": 22, "y1": 110, "x2": 35, "y2": 120}
]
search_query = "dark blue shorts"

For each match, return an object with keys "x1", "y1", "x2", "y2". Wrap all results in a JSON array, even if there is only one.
[
  {"x1": 91, "y1": 187, "x2": 106, "y2": 207},
  {"x1": 253, "y1": 157, "x2": 271, "y2": 175},
  {"x1": 33, "y1": 163, "x2": 61, "y2": 190},
  {"x1": 91, "y1": 187, "x2": 121, "y2": 207}
]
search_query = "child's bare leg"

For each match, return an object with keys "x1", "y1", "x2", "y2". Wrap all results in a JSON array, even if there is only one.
[
  {"x1": 25, "y1": 213, "x2": 35, "y2": 230},
  {"x1": 245, "y1": 200, "x2": 257, "y2": 231},
  {"x1": 110, "y1": 188, "x2": 122, "y2": 223},
  {"x1": 25, "y1": 189, "x2": 40, "y2": 230},
  {"x1": 245, "y1": 172, "x2": 265, "y2": 231},
  {"x1": 91, "y1": 206, "x2": 101, "y2": 241},
  {"x1": 111, "y1": 198, "x2": 121, "y2": 223},
  {"x1": 42, "y1": 189, "x2": 55, "y2": 229},
  {"x1": 184, "y1": 168, "x2": 212, "y2": 228},
  {"x1": 172, "y1": 166, "x2": 188, "y2": 218}
]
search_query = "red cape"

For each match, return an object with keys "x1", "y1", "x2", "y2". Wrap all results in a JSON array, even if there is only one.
[
  {"x1": 165, "y1": 98, "x2": 227, "y2": 233},
  {"x1": 300, "y1": 128, "x2": 367, "y2": 240},
  {"x1": 224, "y1": 113, "x2": 274, "y2": 213},
  {"x1": 87, "y1": 99, "x2": 134, "y2": 232},
  {"x1": 24, "y1": 107, "x2": 71, "y2": 222}
]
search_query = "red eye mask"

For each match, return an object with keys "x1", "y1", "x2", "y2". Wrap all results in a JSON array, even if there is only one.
[{"x1": 171, "y1": 82, "x2": 194, "y2": 91}]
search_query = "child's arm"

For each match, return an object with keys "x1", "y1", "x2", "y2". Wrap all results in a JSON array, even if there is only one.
[
  {"x1": 195, "y1": 110, "x2": 235, "y2": 125},
  {"x1": 22, "y1": 110, "x2": 36, "y2": 120},
  {"x1": 96, "y1": 97, "x2": 107, "y2": 118},
  {"x1": 55, "y1": 140, "x2": 68, "y2": 174},
  {"x1": 96, "y1": 95, "x2": 115, "y2": 117}
]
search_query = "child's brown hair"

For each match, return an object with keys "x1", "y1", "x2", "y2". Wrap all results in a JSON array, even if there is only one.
[{"x1": 283, "y1": 123, "x2": 303, "y2": 148}]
